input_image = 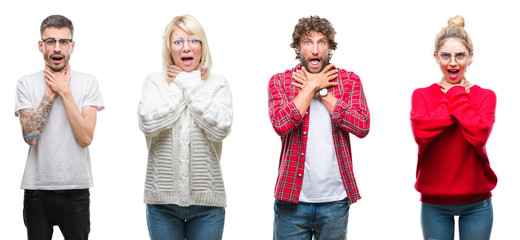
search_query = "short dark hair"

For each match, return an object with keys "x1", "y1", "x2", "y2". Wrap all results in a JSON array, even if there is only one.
[
  {"x1": 290, "y1": 16, "x2": 337, "y2": 60},
  {"x1": 40, "y1": 15, "x2": 74, "y2": 38}
]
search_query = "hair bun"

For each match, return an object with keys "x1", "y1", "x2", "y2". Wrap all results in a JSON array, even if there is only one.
[{"x1": 447, "y1": 15, "x2": 465, "y2": 28}]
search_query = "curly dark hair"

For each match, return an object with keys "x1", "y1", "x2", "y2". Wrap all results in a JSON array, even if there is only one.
[{"x1": 290, "y1": 16, "x2": 337, "y2": 60}]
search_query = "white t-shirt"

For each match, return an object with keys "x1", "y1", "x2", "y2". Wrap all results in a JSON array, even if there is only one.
[
  {"x1": 15, "y1": 70, "x2": 104, "y2": 190},
  {"x1": 299, "y1": 98, "x2": 347, "y2": 203}
]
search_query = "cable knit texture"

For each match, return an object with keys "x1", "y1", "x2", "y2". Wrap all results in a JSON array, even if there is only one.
[{"x1": 138, "y1": 71, "x2": 233, "y2": 207}]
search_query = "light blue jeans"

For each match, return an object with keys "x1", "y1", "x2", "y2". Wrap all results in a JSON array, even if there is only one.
[
  {"x1": 273, "y1": 197, "x2": 350, "y2": 240},
  {"x1": 421, "y1": 198, "x2": 493, "y2": 240},
  {"x1": 146, "y1": 204, "x2": 225, "y2": 240}
]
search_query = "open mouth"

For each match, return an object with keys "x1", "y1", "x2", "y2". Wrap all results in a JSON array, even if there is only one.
[
  {"x1": 309, "y1": 58, "x2": 321, "y2": 67},
  {"x1": 181, "y1": 56, "x2": 194, "y2": 64},
  {"x1": 51, "y1": 54, "x2": 64, "y2": 64},
  {"x1": 447, "y1": 69, "x2": 460, "y2": 79}
]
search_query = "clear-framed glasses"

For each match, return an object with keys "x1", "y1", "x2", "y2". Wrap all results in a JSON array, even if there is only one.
[
  {"x1": 42, "y1": 38, "x2": 73, "y2": 47},
  {"x1": 438, "y1": 52, "x2": 468, "y2": 64},
  {"x1": 172, "y1": 35, "x2": 201, "y2": 49}
]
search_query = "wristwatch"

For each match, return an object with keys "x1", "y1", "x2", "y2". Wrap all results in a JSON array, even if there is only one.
[{"x1": 318, "y1": 88, "x2": 329, "y2": 98}]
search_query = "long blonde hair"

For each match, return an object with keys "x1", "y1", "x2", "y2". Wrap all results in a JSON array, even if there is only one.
[{"x1": 162, "y1": 15, "x2": 212, "y2": 78}]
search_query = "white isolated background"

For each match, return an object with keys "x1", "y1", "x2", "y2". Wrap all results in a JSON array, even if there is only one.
[{"x1": 0, "y1": 0, "x2": 518, "y2": 239}]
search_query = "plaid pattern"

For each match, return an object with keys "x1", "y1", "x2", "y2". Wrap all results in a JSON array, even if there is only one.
[{"x1": 268, "y1": 64, "x2": 370, "y2": 204}]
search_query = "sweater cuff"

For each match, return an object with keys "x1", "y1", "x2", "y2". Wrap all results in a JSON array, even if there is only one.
[
  {"x1": 174, "y1": 71, "x2": 203, "y2": 91},
  {"x1": 445, "y1": 85, "x2": 466, "y2": 99}
]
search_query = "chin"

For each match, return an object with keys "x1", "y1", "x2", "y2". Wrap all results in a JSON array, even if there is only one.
[{"x1": 48, "y1": 64, "x2": 66, "y2": 72}]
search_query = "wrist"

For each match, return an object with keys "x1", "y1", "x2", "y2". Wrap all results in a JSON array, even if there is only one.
[
  {"x1": 44, "y1": 87, "x2": 56, "y2": 101},
  {"x1": 58, "y1": 88, "x2": 72, "y2": 98},
  {"x1": 318, "y1": 88, "x2": 329, "y2": 98}
]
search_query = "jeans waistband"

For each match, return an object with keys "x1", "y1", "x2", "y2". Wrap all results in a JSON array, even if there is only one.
[{"x1": 25, "y1": 189, "x2": 89, "y2": 194}]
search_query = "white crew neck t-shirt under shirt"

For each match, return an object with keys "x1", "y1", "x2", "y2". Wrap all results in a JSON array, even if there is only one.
[{"x1": 299, "y1": 98, "x2": 347, "y2": 203}]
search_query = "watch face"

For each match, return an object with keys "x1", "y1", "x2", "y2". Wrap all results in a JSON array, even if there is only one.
[{"x1": 319, "y1": 88, "x2": 328, "y2": 97}]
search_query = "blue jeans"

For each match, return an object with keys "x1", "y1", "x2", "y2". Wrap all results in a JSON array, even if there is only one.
[
  {"x1": 146, "y1": 204, "x2": 225, "y2": 240},
  {"x1": 273, "y1": 197, "x2": 350, "y2": 240},
  {"x1": 23, "y1": 189, "x2": 90, "y2": 240},
  {"x1": 421, "y1": 198, "x2": 493, "y2": 240}
]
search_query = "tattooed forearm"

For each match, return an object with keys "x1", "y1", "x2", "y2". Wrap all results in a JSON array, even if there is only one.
[{"x1": 20, "y1": 95, "x2": 54, "y2": 145}]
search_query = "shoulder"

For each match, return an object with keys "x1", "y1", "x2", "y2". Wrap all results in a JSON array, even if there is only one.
[
  {"x1": 336, "y1": 67, "x2": 360, "y2": 82},
  {"x1": 472, "y1": 85, "x2": 494, "y2": 94},
  {"x1": 71, "y1": 70, "x2": 97, "y2": 82},
  {"x1": 413, "y1": 84, "x2": 438, "y2": 94},
  {"x1": 18, "y1": 71, "x2": 44, "y2": 83},
  {"x1": 205, "y1": 73, "x2": 232, "y2": 93},
  {"x1": 471, "y1": 85, "x2": 496, "y2": 100},
  {"x1": 207, "y1": 73, "x2": 228, "y2": 85},
  {"x1": 411, "y1": 84, "x2": 441, "y2": 102},
  {"x1": 143, "y1": 72, "x2": 166, "y2": 85},
  {"x1": 270, "y1": 66, "x2": 299, "y2": 84},
  {"x1": 146, "y1": 72, "x2": 164, "y2": 80},
  {"x1": 70, "y1": 70, "x2": 104, "y2": 92},
  {"x1": 16, "y1": 71, "x2": 45, "y2": 92}
]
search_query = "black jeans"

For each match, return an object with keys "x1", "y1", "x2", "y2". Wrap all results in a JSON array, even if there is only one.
[{"x1": 23, "y1": 189, "x2": 90, "y2": 240}]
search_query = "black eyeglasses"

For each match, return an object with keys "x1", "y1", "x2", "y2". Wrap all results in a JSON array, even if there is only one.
[{"x1": 41, "y1": 38, "x2": 73, "y2": 47}]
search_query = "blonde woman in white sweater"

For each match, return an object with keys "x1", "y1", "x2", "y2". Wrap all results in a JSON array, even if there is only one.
[{"x1": 138, "y1": 15, "x2": 233, "y2": 240}]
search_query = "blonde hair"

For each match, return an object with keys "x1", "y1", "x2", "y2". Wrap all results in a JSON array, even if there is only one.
[
  {"x1": 434, "y1": 15, "x2": 474, "y2": 54},
  {"x1": 162, "y1": 15, "x2": 212, "y2": 78}
]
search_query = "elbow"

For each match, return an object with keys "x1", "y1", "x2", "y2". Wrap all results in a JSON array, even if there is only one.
[
  {"x1": 270, "y1": 118, "x2": 294, "y2": 136},
  {"x1": 207, "y1": 125, "x2": 232, "y2": 142},
  {"x1": 352, "y1": 124, "x2": 369, "y2": 138},
  {"x1": 78, "y1": 131, "x2": 94, "y2": 148},
  {"x1": 25, "y1": 139, "x2": 37, "y2": 147},
  {"x1": 273, "y1": 127, "x2": 289, "y2": 137},
  {"x1": 354, "y1": 118, "x2": 370, "y2": 138},
  {"x1": 138, "y1": 122, "x2": 160, "y2": 137},
  {"x1": 79, "y1": 143, "x2": 90, "y2": 149},
  {"x1": 23, "y1": 134, "x2": 39, "y2": 146},
  {"x1": 79, "y1": 137, "x2": 93, "y2": 148},
  {"x1": 357, "y1": 127, "x2": 370, "y2": 138}
]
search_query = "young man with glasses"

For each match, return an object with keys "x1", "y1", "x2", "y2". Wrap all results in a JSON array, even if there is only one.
[
  {"x1": 14, "y1": 15, "x2": 104, "y2": 240},
  {"x1": 268, "y1": 16, "x2": 370, "y2": 239}
]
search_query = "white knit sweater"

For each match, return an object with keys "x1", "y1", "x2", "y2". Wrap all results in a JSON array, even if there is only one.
[{"x1": 138, "y1": 71, "x2": 233, "y2": 207}]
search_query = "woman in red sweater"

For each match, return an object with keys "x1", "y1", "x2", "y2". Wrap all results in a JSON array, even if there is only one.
[{"x1": 410, "y1": 15, "x2": 497, "y2": 240}]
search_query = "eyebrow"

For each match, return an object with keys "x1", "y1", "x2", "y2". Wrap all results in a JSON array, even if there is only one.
[
  {"x1": 172, "y1": 35, "x2": 200, "y2": 41},
  {"x1": 302, "y1": 37, "x2": 328, "y2": 42},
  {"x1": 439, "y1": 51, "x2": 467, "y2": 54}
]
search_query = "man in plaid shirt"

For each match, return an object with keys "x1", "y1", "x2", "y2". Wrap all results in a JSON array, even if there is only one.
[{"x1": 268, "y1": 16, "x2": 370, "y2": 239}]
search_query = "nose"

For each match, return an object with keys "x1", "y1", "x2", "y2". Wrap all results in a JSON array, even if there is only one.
[
  {"x1": 182, "y1": 42, "x2": 191, "y2": 52},
  {"x1": 53, "y1": 42, "x2": 62, "y2": 52},
  {"x1": 312, "y1": 43, "x2": 319, "y2": 54},
  {"x1": 449, "y1": 56, "x2": 457, "y2": 66}
]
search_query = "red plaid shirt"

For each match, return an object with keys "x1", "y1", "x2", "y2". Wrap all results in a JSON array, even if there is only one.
[{"x1": 268, "y1": 64, "x2": 370, "y2": 204}]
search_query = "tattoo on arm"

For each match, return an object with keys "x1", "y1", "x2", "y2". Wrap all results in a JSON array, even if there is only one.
[{"x1": 20, "y1": 95, "x2": 54, "y2": 145}]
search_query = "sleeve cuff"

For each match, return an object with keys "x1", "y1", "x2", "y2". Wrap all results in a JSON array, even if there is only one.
[
  {"x1": 174, "y1": 71, "x2": 203, "y2": 90},
  {"x1": 445, "y1": 85, "x2": 466, "y2": 99}
]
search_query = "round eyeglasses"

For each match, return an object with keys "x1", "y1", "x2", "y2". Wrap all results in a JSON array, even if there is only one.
[
  {"x1": 171, "y1": 36, "x2": 201, "y2": 49},
  {"x1": 437, "y1": 52, "x2": 468, "y2": 64}
]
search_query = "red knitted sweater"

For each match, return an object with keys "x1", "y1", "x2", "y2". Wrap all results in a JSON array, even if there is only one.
[{"x1": 410, "y1": 84, "x2": 497, "y2": 204}]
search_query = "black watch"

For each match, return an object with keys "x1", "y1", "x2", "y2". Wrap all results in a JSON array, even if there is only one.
[{"x1": 318, "y1": 88, "x2": 329, "y2": 98}]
